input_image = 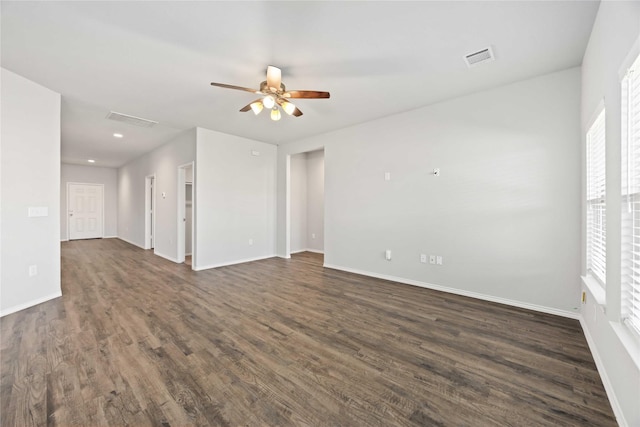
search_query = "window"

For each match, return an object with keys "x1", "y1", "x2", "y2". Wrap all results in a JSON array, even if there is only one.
[
  {"x1": 621, "y1": 53, "x2": 640, "y2": 336},
  {"x1": 586, "y1": 109, "x2": 606, "y2": 285}
]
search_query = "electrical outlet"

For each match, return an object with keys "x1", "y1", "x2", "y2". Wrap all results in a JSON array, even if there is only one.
[
  {"x1": 249, "y1": 238, "x2": 253, "y2": 246},
  {"x1": 28, "y1": 265, "x2": 37, "y2": 277},
  {"x1": 429, "y1": 255, "x2": 436, "y2": 264},
  {"x1": 436, "y1": 256, "x2": 443, "y2": 265},
  {"x1": 420, "y1": 254, "x2": 427, "y2": 263},
  {"x1": 311, "y1": 233, "x2": 316, "y2": 239}
]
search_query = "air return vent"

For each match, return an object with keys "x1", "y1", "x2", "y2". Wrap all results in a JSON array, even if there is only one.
[
  {"x1": 464, "y1": 47, "x2": 495, "y2": 68},
  {"x1": 106, "y1": 111, "x2": 158, "y2": 128}
]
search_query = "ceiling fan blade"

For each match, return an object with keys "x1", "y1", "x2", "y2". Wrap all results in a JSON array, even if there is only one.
[
  {"x1": 284, "y1": 90, "x2": 330, "y2": 99},
  {"x1": 266, "y1": 66, "x2": 282, "y2": 91},
  {"x1": 292, "y1": 107, "x2": 303, "y2": 117},
  {"x1": 210, "y1": 82, "x2": 260, "y2": 94}
]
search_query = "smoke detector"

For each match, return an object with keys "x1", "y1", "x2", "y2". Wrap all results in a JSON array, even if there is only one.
[
  {"x1": 106, "y1": 111, "x2": 158, "y2": 128},
  {"x1": 464, "y1": 47, "x2": 495, "y2": 68}
]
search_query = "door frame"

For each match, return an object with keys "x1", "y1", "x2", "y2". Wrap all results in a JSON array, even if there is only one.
[
  {"x1": 145, "y1": 174, "x2": 156, "y2": 250},
  {"x1": 66, "y1": 182, "x2": 105, "y2": 241},
  {"x1": 177, "y1": 162, "x2": 195, "y2": 267},
  {"x1": 285, "y1": 155, "x2": 291, "y2": 258},
  {"x1": 285, "y1": 147, "x2": 325, "y2": 258}
]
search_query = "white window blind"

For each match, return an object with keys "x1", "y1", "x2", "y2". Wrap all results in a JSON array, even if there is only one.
[
  {"x1": 587, "y1": 110, "x2": 606, "y2": 285},
  {"x1": 621, "y1": 53, "x2": 640, "y2": 336}
]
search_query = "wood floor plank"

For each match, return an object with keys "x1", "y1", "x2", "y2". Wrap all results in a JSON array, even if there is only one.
[{"x1": 0, "y1": 238, "x2": 617, "y2": 426}]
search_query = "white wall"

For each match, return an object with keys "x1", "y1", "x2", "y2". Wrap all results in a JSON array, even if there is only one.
[
  {"x1": 580, "y1": 1, "x2": 640, "y2": 426},
  {"x1": 306, "y1": 150, "x2": 325, "y2": 253},
  {"x1": 194, "y1": 127, "x2": 276, "y2": 270},
  {"x1": 60, "y1": 164, "x2": 118, "y2": 240},
  {"x1": 1, "y1": 68, "x2": 61, "y2": 316},
  {"x1": 118, "y1": 129, "x2": 196, "y2": 261},
  {"x1": 290, "y1": 153, "x2": 308, "y2": 252},
  {"x1": 278, "y1": 67, "x2": 582, "y2": 317}
]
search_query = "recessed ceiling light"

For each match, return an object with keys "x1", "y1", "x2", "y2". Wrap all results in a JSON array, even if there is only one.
[
  {"x1": 88, "y1": 159, "x2": 96, "y2": 163},
  {"x1": 113, "y1": 133, "x2": 123, "y2": 138}
]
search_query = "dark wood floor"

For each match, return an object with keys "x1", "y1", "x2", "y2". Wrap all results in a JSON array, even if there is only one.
[{"x1": 1, "y1": 239, "x2": 615, "y2": 426}]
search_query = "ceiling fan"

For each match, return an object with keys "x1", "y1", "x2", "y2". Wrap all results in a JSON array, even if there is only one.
[{"x1": 210, "y1": 66, "x2": 330, "y2": 121}]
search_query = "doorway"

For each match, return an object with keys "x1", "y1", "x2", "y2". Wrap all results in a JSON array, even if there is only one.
[
  {"x1": 287, "y1": 149, "x2": 325, "y2": 258},
  {"x1": 185, "y1": 183, "x2": 193, "y2": 260},
  {"x1": 145, "y1": 174, "x2": 156, "y2": 250},
  {"x1": 68, "y1": 183, "x2": 104, "y2": 240},
  {"x1": 177, "y1": 162, "x2": 194, "y2": 267}
]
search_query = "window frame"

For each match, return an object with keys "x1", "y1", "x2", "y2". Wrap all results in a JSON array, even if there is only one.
[
  {"x1": 621, "y1": 52, "x2": 640, "y2": 337},
  {"x1": 586, "y1": 107, "x2": 607, "y2": 287}
]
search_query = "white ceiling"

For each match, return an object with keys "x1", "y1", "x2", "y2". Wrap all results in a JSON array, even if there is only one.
[{"x1": 1, "y1": 1, "x2": 599, "y2": 168}]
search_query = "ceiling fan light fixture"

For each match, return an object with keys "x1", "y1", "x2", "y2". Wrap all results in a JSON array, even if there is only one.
[
  {"x1": 263, "y1": 95, "x2": 275, "y2": 109},
  {"x1": 210, "y1": 65, "x2": 329, "y2": 120},
  {"x1": 281, "y1": 100, "x2": 296, "y2": 115},
  {"x1": 250, "y1": 101, "x2": 264, "y2": 115}
]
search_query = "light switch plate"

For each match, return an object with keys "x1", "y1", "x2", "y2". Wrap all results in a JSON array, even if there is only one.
[{"x1": 28, "y1": 207, "x2": 48, "y2": 217}]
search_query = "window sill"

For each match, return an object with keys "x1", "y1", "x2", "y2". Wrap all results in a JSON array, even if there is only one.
[
  {"x1": 581, "y1": 275, "x2": 606, "y2": 306},
  {"x1": 581, "y1": 276, "x2": 640, "y2": 370},
  {"x1": 611, "y1": 321, "x2": 640, "y2": 372}
]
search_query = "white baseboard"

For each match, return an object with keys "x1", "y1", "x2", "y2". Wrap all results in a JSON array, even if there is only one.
[
  {"x1": 62, "y1": 236, "x2": 116, "y2": 242},
  {"x1": 117, "y1": 236, "x2": 146, "y2": 249},
  {"x1": 194, "y1": 254, "x2": 276, "y2": 271},
  {"x1": 185, "y1": 252, "x2": 192, "y2": 256},
  {"x1": 277, "y1": 254, "x2": 291, "y2": 259},
  {"x1": 0, "y1": 291, "x2": 63, "y2": 317},
  {"x1": 323, "y1": 263, "x2": 580, "y2": 320},
  {"x1": 579, "y1": 316, "x2": 627, "y2": 427},
  {"x1": 154, "y1": 251, "x2": 180, "y2": 263},
  {"x1": 291, "y1": 249, "x2": 325, "y2": 255}
]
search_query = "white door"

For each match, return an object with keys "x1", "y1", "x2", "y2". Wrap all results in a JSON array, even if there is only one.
[
  {"x1": 68, "y1": 183, "x2": 103, "y2": 240},
  {"x1": 185, "y1": 183, "x2": 193, "y2": 255},
  {"x1": 149, "y1": 181, "x2": 154, "y2": 248},
  {"x1": 146, "y1": 176, "x2": 155, "y2": 249}
]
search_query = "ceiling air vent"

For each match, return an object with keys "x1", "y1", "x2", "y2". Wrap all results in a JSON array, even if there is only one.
[
  {"x1": 464, "y1": 47, "x2": 495, "y2": 68},
  {"x1": 106, "y1": 111, "x2": 158, "y2": 128}
]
